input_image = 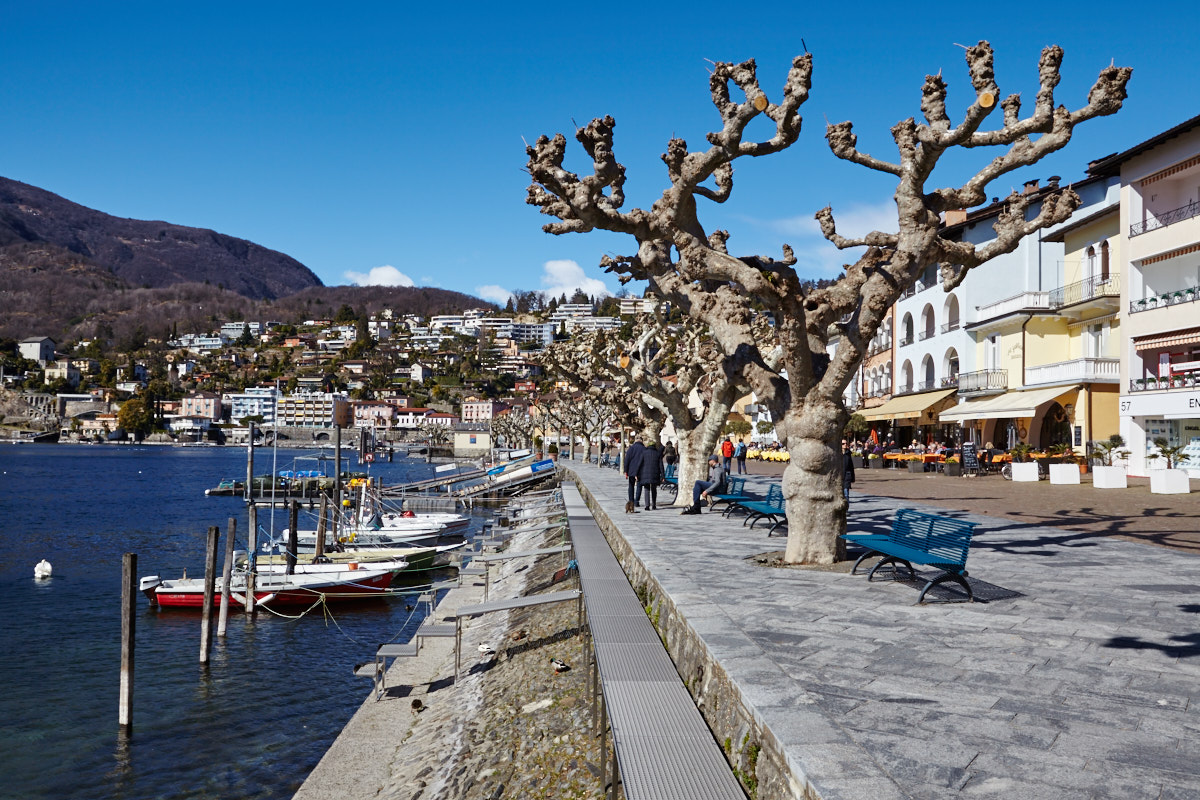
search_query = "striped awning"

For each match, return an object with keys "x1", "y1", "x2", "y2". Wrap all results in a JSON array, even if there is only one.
[
  {"x1": 1134, "y1": 328, "x2": 1200, "y2": 352},
  {"x1": 859, "y1": 388, "x2": 956, "y2": 422}
]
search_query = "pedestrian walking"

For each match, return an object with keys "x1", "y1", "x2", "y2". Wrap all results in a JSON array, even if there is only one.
[
  {"x1": 637, "y1": 441, "x2": 664, "y2": 510},
  {"x1": 623, "y1": 436, "x2": 646, "y2": 508},
  {"x1": 734, "y1": 437, "x2": 748, "y2": 474},
  {"x1": 841, "y1": 438, "x2": 855, "y2": 501},
  {"x1": 720, "y1": 436, "x2": 734, "y2": 472}
]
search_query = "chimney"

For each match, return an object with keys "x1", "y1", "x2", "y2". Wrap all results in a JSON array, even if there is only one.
[
  {"x1": 1048, "y1": 176, "x2": 1061, "y2": 189},
  {"x1": 943, "y1": 209, "x2": 968, "y2": 226},
  {"x1": 1023, "y1": 179, "x2": 1040, "y2": 194}
]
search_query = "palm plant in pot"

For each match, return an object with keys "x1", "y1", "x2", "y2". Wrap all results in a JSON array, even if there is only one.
[
  {"x1": 1148, "y1": 437, "x2": 1192, "y2": 494},
  {"x1": 1091, "y1": 434, "x2": 1130, "y2": 489},
  {"x1": 1046, "y1": 443, "x2": 1082, "y2": 484},
  {"x1": 1008, "y1": 443, "x2": 1040, "y2": 481}
]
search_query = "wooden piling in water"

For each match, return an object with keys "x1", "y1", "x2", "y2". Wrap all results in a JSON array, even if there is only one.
[
  {"x1": 217, "y1": 517, "x2": 236, "y2": 636},
  {"x1": 200, "y1": 526, "x2": 219, "y2": 664},
  {"x1": 286, "y1": 500, "x2": 299, "y2": 575},
  {"x1": 119, "y1": 552, "x2": 136, "y2": 733},
  {"x1": 315, "y1": 494, "x2": 328, "y2": 560}
]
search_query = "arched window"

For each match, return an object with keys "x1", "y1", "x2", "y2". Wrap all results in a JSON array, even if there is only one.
[
  {"x1": 1100, "y1": 241, "x2": 1110, "y2": 280},
  {"x1": 943, "y1": 295, "x2": 960, "y2": 332},
  {"x1": 901, "y1": 360, "x2": 914, "y2": 393},
  {"x1": 921, "y1": 355, "x2": 935, "y2": 390},
  {"x1": 920, "y1": 304, "x2": 935, "y2": 340},
  {"x1": 902, "y1": 314, "x2": 914, "y2": 345},
  {"x1": 944, "y1": 348, "x2": 959, "y2": 385}
]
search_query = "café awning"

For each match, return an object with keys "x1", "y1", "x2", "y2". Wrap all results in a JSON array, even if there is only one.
[
  {"x1": 938, "y1": 385, "x2": 1075, "y2": 423},
  {"x1": 859, "y1": 388, "x2": 956, "y2": 422}
]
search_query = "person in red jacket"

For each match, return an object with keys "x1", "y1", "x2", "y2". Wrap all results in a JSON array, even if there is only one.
[{"x1": 720, "y1": 436, "x2": 734, "y2": 472}]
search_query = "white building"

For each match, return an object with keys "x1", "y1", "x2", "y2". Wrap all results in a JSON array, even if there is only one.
[
  {"x1": 1103, "y1": 114, "x2": 1200, "y2": 478},
  {"x1": 229, "y1": 386, "x2": 281, "y2": 426}
]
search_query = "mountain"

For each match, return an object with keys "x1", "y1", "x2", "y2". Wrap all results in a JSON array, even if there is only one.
[{"x1": 0, "y1": 176, "x2": 321, "y2": 299}]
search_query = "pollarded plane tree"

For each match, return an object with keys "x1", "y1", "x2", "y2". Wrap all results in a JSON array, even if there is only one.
[
  {"x1": 541, "y1": 312, "x2": 752, "y2": 503},
  {"x1": 526, "y1": 42, "x2": 1130, "y2": 563},
  {"x1": 490, "y1": 408, "x2": 535, "y2": 451}
]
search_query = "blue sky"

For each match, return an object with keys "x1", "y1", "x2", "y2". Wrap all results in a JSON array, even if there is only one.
[{"x1": 2, "y1": 2, "x2": 1196, "y2": 306}]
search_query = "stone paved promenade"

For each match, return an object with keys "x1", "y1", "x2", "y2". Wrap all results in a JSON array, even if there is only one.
[{"x1": 569, "y1": 461, "x2": 1200, "y2": 799}]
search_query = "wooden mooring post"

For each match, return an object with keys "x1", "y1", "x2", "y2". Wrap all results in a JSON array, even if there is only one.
[
  {"x1": 315, "y1": 494, "x2": 328, "y2": 560},
  {"x1": 119, "y1": 552, "x2": 136, "y2": 733},
  {"x1": 217, "y1": 517, "x2": 237, "y2": 636},
  {"x1": 286, "y1": 500, "x2": 299, "y2": 575},
  {"x1": 199, "y1": 526, "x2": 219, "y2": 664}
]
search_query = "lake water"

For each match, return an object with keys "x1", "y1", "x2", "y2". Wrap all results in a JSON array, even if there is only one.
[{"x1": 0, "y1": 444, "x2": 478, "y2": 800}]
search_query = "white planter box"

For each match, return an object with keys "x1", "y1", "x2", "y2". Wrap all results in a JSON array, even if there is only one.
[
  {"x1": 1150, "y1": 469, "x2": 1191, "y2": 494},
  {"x1": 1092, "y1": 465, "x2": 1127, "y2": 489},
  {"x1": 1010, "y1": 462, "x2": 1040, "y2": 482},
  {"x1": 1049, "y1": 464, "x2": 1081, "y2": 484}
]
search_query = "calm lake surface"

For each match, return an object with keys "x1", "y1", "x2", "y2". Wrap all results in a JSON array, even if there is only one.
[{"x1": 0, "y1": 444, "x2": 475, "y2": 800}]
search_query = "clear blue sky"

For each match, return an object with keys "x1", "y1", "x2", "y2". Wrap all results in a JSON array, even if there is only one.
[{"x1": 2, "y1": 2, "x2": 1195, "y2": 306}]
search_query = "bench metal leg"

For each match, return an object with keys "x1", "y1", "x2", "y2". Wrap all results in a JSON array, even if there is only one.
[
  {"x1": 867, "y1": 556, "x2": 916, "y2": 582},
  {"x1": 918, "y1": 571, "x2": 973, "y2": 604},
  {"x1": 850, "y1": 550, "x2": 882, "y2": 575}
]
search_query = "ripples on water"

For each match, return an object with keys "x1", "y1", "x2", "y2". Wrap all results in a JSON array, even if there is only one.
[{"x1": 0, "y1": 445, "x2": 476, "y2": 800}]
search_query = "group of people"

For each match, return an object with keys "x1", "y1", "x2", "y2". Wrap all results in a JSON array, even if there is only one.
[{"x1": 622, "y1": 437, "x2": 678, "y2": 511}]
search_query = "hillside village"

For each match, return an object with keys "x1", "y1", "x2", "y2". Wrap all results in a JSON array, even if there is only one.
[{"x1": 1, "y1": 293, "x2": 660, "y2": 457}]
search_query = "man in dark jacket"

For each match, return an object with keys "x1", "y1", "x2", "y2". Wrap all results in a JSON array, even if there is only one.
[
  {"x1": 841, "y1": 439, "x2": 856, "y2": 501},
  {"x1": 637, "y1": 442, "x2": 664, "y2": 510},
  {"x1": 681, "y1": 455, "x2": 727, "y2": 515},
  {"x1": 623, "y1": 436, "x2": 646, "y2": 506}
]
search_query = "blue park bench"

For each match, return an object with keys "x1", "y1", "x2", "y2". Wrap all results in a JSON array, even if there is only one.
[
  {"x1": 708, "y1": 476, "x2": 750, "y2": 514},
  {"x1": 733, "y1": 483, "x2": 787, "y2": 535},
  {"x1": 842, "y1": 508, "x2": 979, "y2": 604}
]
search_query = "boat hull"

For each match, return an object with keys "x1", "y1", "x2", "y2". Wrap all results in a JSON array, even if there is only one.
[{"x1": 151, "y1": 570, "x2": 395, "y2": 609}]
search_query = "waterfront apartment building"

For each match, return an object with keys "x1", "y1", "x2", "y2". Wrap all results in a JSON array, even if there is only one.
[
  {"x1": 181, "y1": 391, "x2": 223, "y2": 423},
  {"x1": 275, "y1": 391, "x2": 349, "y2": 428},
  {"x1": 228, "y1": 386, "x2": 280, "y2": 426},
  {"x1": 1102, "y1": 114, "x2": 1200, "y2": 478},
  {"x1": 461, "y1": 400, "x2": 508, "y2": 423}
]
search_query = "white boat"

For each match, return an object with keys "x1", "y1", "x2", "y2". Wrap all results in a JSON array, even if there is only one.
[
  {"x1": 251, "y1": 556, "x2": 409, "y2": 575},
  {"x1": 139, "y1": 567, "x2": 397, "y2": 609},
  {"x1": 375, "y1": 509, "x2": 470, "y2": 533}
]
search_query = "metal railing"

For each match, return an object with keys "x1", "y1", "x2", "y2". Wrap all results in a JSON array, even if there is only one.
[
  {"x1": 1130, "y1": 200, "x2": 1200, "y2": 237},
  {"x1": 1049, "y1": 274, "x2": 1121, "y2": 307},
  {"x1": 941, "y1": 375, "x2": 959, "y2": 388},
  {"x1": 917, "y1": 329, "x2": 935, "y2": 341},
  {"x1": 956, "y1": 369, "x2": 1007, "y2": 395},
  {"x1": 1130, "y1": 287, "x2": 1199, "y2": 314},
  {"x1": 916, "y1": 380, "x2": 937, "y2": 391},
  {"x1": 1129, "y1": 372, "x2": 1200, "y2": 392},
  {"x1": 899, "y1": 335, "x2": 914, "y2": 347},
  {"x1": 940, "y1": 320, "x2": 961, "y2": 334}
]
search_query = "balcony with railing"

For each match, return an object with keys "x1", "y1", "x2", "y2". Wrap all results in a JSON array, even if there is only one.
[
  {"x1": 1024, "y1": 357, "x2": 1119, "y2": 387},
  {"x1": 941, "y1": 374, "x2": 959, "y2": 388},
  {"x1": 1049, "y1": 273, "x2": 1121, "y2": 309},
  {"x1": 1130, "y1": 200, "x2": 1200, "y2": 237},
  {"x1": 899, "y1": 335, "x2": 914, "y2": 347},
  {"x1": 866, "y1": 338, "x2": 893, "y2": 357},
  {"x1": 1130, "y1": 286, "x2": 1199, "y2": 314},
  {"x1": 940, "y1": 320, "x2": 961, "y2": 334},
  {"x1": 917, "y1": 329, "x2": 935, "y2": 341},
  {"x1": 1129, "y1": 372, "x2": 1200, "y2": 392},
  {"x1": 956, "y1": 369, "x2": 1007, "y2": 397},
  {"x1": 971, "y1": 291, "x2": 1052, "y2": 327}
]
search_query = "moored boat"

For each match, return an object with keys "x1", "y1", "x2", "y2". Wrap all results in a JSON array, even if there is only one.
[{"x1": 139, "y1": 567, "x2": 396, "y2": 609}]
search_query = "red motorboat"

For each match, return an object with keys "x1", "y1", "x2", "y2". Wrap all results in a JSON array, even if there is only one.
[{"x1": 139, "y1": 566, "x2": 396, "y2": 609}]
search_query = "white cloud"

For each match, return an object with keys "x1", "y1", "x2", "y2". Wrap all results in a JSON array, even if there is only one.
[
  {"x1": 476, "y1": 284, "x2": 513, "y2": 305},
  {"x1": 762, "y1": 201, "x2": 898, "y2": 277},
  {"x1": 343, "y1": 265, "x2": 415, "y2": 287},
  {"x1": 539, "y1": 259, "x2": 610, "y2": 299}
]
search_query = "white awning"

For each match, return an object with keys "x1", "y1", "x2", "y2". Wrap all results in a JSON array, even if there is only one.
[
  {"x1": 938, "y1": 386, "x2": 1076, "y2": 423},
  {"x1": 859, "y1": 388, "x2": 957, "y2": 422}
]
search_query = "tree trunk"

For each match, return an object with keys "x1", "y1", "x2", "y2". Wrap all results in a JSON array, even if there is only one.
[
  {"x1": 670, "y1": 401, "x2": 729, "y2": 507},
  {"x1": 782, "y1": 412, "x2": 848, "y2": 565}
]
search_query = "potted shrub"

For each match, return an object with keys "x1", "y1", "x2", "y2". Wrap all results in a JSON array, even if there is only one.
[
  {"x1": 943, "y1": 455, "x2": 962, "y2": 477},
  {"x1": 1009, "y1": 443, "x2": 1040, "y2": 482},
  {"x1": 866, "y1": 452, "x2": 882, "y2": 469},
  {"x1": 851, "y1": 447, "x2": 865, "y2": 469},
  {"x1": 907, "y1": 456, "x2": 925, "y2": 473},
  {"x1": 1148, "y1": 437, "x2": 1192, "y2": 494},
  {"x1": 1092, "y1": 434, "x2": 1130, "y2": 489}
]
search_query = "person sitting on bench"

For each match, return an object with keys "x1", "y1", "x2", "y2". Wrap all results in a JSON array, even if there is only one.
[{"x1": 681, "y1": 455, "x2": 727, "y2": 515}]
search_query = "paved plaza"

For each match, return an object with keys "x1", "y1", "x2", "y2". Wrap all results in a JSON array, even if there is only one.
[{"x1": 570, "y1": 461, "x2": 1200, "y2": 799}]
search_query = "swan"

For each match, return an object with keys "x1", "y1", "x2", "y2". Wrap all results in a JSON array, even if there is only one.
[{"x1": 34, "y1": 559, "x2": 52, "y2": 579}]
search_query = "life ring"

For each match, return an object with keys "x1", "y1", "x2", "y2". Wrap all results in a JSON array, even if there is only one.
[{"x1": 364, "y1": 453, "x2": 374, "y2": 463}]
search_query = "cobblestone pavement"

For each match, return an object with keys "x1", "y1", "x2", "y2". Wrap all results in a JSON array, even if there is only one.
[{"x1": 567, "y1": 461, "x2": 1200, "y2": 800}]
